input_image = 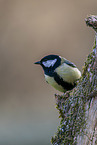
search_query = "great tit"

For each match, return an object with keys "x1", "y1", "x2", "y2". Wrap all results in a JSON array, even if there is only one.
[{"x1": 34, "y1": 55, "x2": 81, "y2": 92}]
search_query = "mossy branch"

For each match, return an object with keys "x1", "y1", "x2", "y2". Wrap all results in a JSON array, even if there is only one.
[{"x1": 51, "y1": 15, "x2": 97, "y2": 145}]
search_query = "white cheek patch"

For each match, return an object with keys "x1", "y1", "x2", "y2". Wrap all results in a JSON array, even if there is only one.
[{"x1": 43, "y1": 59, "x2": 57, "y2": 67}]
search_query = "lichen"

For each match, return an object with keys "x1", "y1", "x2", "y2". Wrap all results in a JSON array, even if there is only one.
[{"x1": 51, "y1": 39, "x2": 96, "y2": 145}]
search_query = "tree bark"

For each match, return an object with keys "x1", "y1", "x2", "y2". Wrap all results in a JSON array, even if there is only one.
[{"x1": 77, "y1": 15, "x2": 97, "y2": 145}]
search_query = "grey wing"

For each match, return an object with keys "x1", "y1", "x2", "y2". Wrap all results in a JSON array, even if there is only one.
[{"x1": 64, "y1": 59, "x2": 76, "y2": 67}]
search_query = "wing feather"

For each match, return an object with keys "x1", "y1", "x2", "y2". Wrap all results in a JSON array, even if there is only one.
[
  {"x1": 60, "y1": 57, "x2": 76, "y2": 67},
  {"x1": 55, "y1": 62, "x2": 81, "y2": 84}
]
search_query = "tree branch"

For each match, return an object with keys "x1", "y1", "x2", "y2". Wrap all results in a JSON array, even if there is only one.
[{"x1": 51, "y1": 15, "x2": 97, "y2": 145}]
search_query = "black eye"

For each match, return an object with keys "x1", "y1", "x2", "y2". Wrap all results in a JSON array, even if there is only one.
[{"x1": 44, "y1": 59, "x2": 48, "y2": 61}]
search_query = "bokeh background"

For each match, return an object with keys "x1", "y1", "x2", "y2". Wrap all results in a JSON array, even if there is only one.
[{"x1": 0, "y1": 0, "x2": 97, "y2": 145}]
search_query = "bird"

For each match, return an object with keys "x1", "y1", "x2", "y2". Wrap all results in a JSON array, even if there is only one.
[{"x1": 34, "y1": 54, "x2": 81, "y2": 93}]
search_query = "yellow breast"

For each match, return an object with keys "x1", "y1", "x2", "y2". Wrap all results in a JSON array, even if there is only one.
[
  {"x1": 44, "y1": 63, "x2": 81, "y2": 92},
  {"x1": 44, "y1": 74, "x2": 65, "y2": 92}
]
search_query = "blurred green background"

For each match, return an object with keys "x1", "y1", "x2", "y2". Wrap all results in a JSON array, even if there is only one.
[{"x1": 0, "y1": 0, "x2": 97, "y2": 145}]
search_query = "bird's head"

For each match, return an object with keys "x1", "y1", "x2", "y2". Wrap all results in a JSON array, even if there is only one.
[{"x1": 34, "y1": 55, "x2": 61, "y2": 75}]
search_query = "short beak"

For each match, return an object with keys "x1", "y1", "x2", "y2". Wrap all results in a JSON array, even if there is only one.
[{"x1": 34, "y1": 61, "x2": 40, "y2": 65}]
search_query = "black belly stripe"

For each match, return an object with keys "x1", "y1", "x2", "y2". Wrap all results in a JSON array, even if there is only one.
[{"x1": 54, "y1": 72, "x2": 76, "y2": 91}]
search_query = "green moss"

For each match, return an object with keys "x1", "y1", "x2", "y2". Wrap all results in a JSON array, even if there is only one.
[{"x1": 51, "y1": 40, "x2": 96, "y2": 144}]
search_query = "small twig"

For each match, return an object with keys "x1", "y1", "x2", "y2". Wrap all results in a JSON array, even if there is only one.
[
  {"x1": 85, "y1": 15, "x2": 97, "y2": 89},
  {"x1": 85, "y1": 15, "x2": 97, "y2": 32}
]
